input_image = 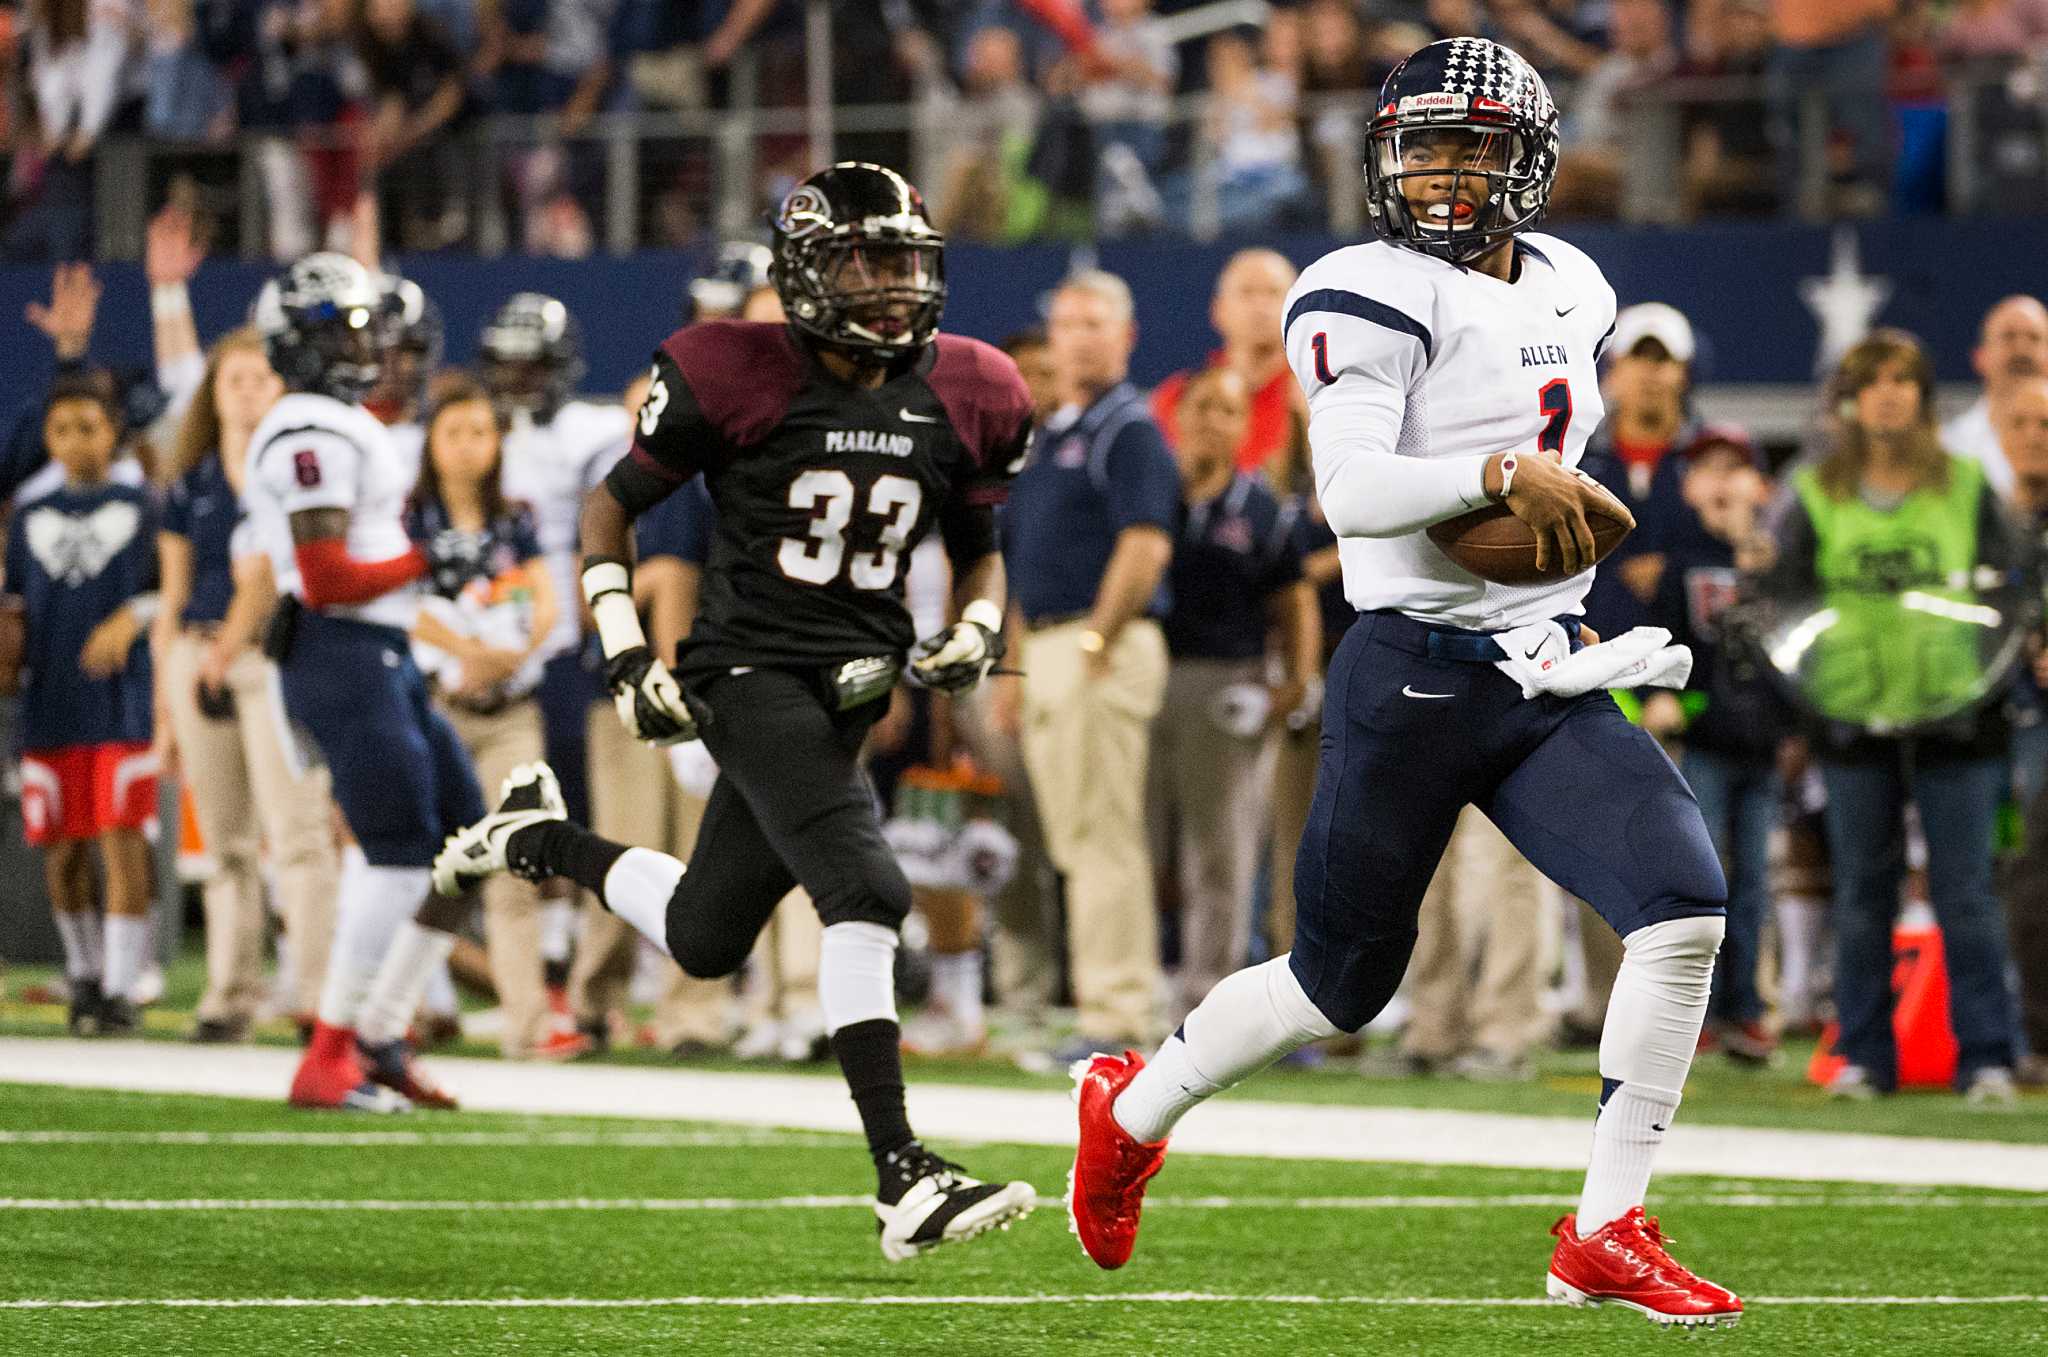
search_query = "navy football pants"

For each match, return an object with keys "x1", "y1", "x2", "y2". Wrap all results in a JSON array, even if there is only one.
[
  {"x1": 1291, "y1": 610, "x2": 1728, "y2": 1032},
  {"x1": 278, "y1": 612, "x2": 485, "y2": 868}
]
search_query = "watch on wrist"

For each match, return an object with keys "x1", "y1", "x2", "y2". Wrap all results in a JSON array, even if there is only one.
[{"x1": 1496, "y1": 453, "x2": 1521, "y2": 501}]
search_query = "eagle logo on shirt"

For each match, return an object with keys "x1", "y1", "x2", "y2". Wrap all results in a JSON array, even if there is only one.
[{"x1": 24, "y1": 501, "x2": 141, "y2": 586}]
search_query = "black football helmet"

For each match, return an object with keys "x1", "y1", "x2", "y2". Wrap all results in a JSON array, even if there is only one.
[
  {"x1": 479, "y1": 292, "x2": 586, "y2": 421},
  {"x1": 250, "y1": 253, "x2": 384, "y2": 402},
  {"x1": 372, "y1": 273, "x2": 444, "y2": 411},
  {"x1": 1363, "y1": 38, "x2": 1559, "y2": 265},
  {"x1": 770, "y1": 163, "x2": 945, "y2": 356},
  {"x1": 688, "y1": 240, "x2": 775, "y2": 321}
]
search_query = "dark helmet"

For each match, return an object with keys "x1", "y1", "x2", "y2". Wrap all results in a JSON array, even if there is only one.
[
  {"x1": 770, "y1": 163, "x2": 945, "y2": 357},
  {"x1": 478, "y1": 292, "x2": 585, "y2": 420},
  {"x1": 250, "y1": 253, "x2": 385, "y2": 402},
  {"x1": 1362, "y1": 38, "x2": 1560, "y2": 265},
  {"x1": 688, "y1": 240, "x2": 775, "y2": 322},
  {"x1": 373, "y1": 273, "x2": 444, "y2": 410}
]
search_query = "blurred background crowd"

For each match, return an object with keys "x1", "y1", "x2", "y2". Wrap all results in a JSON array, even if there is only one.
[{"x1": 4, "y1": 0, "x2": 2048, "y2": 260}]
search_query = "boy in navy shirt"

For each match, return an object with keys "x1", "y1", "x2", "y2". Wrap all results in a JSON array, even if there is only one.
[{"x1": 1, "y1": 371, "x2": 160, "y2": 1035}]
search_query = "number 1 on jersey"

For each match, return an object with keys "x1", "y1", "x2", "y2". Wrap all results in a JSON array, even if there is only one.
[{"x1": 1537, "y1": 378, "x2": 1572, "y2": 455}]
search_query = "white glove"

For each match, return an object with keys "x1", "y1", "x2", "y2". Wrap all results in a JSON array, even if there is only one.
[
  {"x1": 1492, "y1": 621, "x2": 1693, "y2": 700},
  {"x1": 1209, "y1": 682, "x2": 1273, "y2": 737}
]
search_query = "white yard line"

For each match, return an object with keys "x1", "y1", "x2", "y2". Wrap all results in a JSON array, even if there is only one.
[
  {"x1": 1, "y1": 1292, "x2": 2043, "y2": 1311},
  {"x1": 4, "y1": 1037, "x2": 2046, "y2": 1190},
  {"x1": 3, "y1": 1192, "x2": 2043, "y2": 1212},
  {"x1": 0, "y1": 1129, "x2": 844, "y2": 1148}
]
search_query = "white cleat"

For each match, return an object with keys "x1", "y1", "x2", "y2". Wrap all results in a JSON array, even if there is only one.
[
  {"x1": 873, "y1": 1143, "x2": 1036, "y2": 1262},
  {"x1": 431, "y1": 762, "x2": 567, "y2": 896}
]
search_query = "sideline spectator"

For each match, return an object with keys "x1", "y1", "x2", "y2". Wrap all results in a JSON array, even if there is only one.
[
  {"x1": 1180, "y1": 27, "x2": 1311, "y2": 233},
  {"x1": 1151, "y1": 248, "x2": 1303, "y2": 481},
  {"x1": 934, "y1": 26, "x2": 1050, "y2": 243},
  {"x1": 155, "y1": 327, "x2": 341, "y2": 1044},
  {"x1": 1005, "y1": 269, "x2": 1178, "y2": 1055},
  {"x1": 1680, "y1": 0, "x2": 1776, "y2": 217},
  {"x1": 2, "y1": 368, "x2": 160, "y2": 1038},
  {"x1": 1553, "y1": 0, "x2": 1678, "y2": 218},
  {"x1": 1150, "y1": 366, "x2": 1316, "y2": 1018},
  {"x1": 15, "y1": 0, "x2": 135, "y2": 259},
  {"x1": 1993, "y1": 373, "x2": 2048, "y2": 1085},
  {"x1": 1941, "y1": 294, "x2": 2048, "y2": 502},
  {"x1": 1641, "y1": 424, "x2": 1791, "y2": 1065},
  {"x1": 1051, "y1": 0, "x2": 1174, "y2": 233},
  {"x1": 1761, "y1": 329, "x2": 2025, "y2": 1105}
]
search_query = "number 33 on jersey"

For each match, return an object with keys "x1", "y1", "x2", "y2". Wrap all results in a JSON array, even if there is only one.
[{"x1": 619, "y1": 318, "x2": 1033, "y2": 673}]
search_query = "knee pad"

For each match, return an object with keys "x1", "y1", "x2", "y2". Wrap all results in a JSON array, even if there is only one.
[{"x1": 1623, "y1": 913, "x2": 1726, "y2": 973}]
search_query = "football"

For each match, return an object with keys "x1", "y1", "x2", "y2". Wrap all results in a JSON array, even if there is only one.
[{"x1": 1426, "y1": 495, "x2": 1633, "y2": 587}]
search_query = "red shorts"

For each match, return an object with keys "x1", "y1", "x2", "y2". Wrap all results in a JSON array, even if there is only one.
[{"x1": 20, "y1": 743, "x2": 159, "y2": 846}]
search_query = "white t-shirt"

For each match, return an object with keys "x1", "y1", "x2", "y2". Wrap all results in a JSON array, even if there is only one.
[
  {"x1": 1941, "y1": 397, "x2": 2013, "y2": 501},
  {"x1": 1284, "y1": 232, "x2": 1619, "y2": 631},
  {"x1": 241, "y1": 391, "x2": 422, "y2": 633},
  {"x1": 499, "y1": 400, "x2": 631, "y2": 659}
]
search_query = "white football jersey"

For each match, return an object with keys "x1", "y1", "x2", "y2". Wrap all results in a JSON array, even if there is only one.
[
  {"x1": 1285, "y1": 232, "x2": 1618, "y2": 630},
  {"x1": 242, "y1": 391, "x2": 422, "y2": 633},
  {"x1": 386, "y1": 419, "x2": 426, "y2": 489},
  {"x1": 500, "y1": 400, "x2": 631, "y2": 658}
]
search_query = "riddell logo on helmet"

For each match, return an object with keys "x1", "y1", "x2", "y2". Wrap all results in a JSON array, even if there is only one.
[{"x1": 1400, "y1": 92, "x2": 1467, "y2": 112}]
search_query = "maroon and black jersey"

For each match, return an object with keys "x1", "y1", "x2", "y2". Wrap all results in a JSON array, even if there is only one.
[{"x1": 612, "y1": 320, "x2": 1032, "y2": 675}]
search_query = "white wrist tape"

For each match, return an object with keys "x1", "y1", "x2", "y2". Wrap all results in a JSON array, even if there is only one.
[
  {"x1": 961, "y1": 598, "x2": 1003, "y2": 633},
  {"x1": 581, "y1": 560, "x2": 647, "y2": 661}
]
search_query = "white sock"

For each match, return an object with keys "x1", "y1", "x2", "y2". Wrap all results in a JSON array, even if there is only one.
[
  {"x1": 1774, "y1": 895, "x2": 1826, "y2": 1022},
  {"x1": 357, "y1": 919, "x2": 456, "y2": 1045},
  {"x1": 601, "y1": 848, "x2": 682, "y2": 958},
  {"x1": 1114, "y1": 955, "x2": 1339, "y2": 1143},
  {"x1": 52, "y1": 910, "x2": 103, "y2": 983},
  {"x1": 1577, "y1": 916, "x2": 1723, "y2": 1233},
  {"x1": 315, "y1": 857, "x2": 430, "y2": 1031},
  {"x1": 103, "y1": 915, "x2": 151, "y2": 1003},
  {"x1": 930, "y1": 950, "x2": 984, "y2": 1027},
  {"x1": 540, "y1": 897, "x2": 576, "y2": 965},
  {"x1": 423, "y1": 958, "x2": 458, "y2": 1017},
  {"x1": 818, "y1": 921, "x2": 899, "y2": 1034}
]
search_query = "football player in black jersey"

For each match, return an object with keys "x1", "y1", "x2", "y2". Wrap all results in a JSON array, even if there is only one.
[{"x1": 434, "y1": 163, "x2": 1038, "y2": 1260}]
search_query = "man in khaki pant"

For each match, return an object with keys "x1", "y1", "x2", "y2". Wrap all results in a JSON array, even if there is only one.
[
  {"x1": 998, "y1": 269, "x2": 1180, "y2": 1053},
  {"x1": 1397, "y1": 805, "x2": 1558, "y2": 1079}
]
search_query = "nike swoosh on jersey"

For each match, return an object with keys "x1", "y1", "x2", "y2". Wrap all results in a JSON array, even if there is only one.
[
  {"x1": 1555, "y1": 305, "x2": 1577, "y2": 317},
  {"x1": 1522, "y1": 644, "x2": 1545, "y2": 660},
  {"x1": 899, "y1": 409, "x2": 942, "y2": 424},
  {"x1": 1401, "y1": 685, "x2": 1454, "y2": 699}
]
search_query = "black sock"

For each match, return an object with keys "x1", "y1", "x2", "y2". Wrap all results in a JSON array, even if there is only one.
[
  {"x1": 542, "y1": 958, "x2": 571, "y2": 989},
  {"x1": 507, "y1": 821, "x2": 628, "y2": 895},
  {"x1": 830, "y1": 1018, "x2": 916, "y2": 1176}
]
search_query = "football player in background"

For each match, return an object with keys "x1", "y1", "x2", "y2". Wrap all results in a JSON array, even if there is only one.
[
  {"x1": 435, "y1": 163, "x2": 1038, "y2": 1259},
  {"x1": 244, "y1": 254, "x2": 481, "y2": 1112},
  {"x1": 1069, "y1": 39, "x2": 1743, "y2": 1328},
  {"x1": 479, "y1": 293, "x2": 632, "y2": 1009}
]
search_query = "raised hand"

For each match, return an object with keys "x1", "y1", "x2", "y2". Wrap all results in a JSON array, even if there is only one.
[
  {"x1": 145, "y1": 205, "x2": 206, "y2": 287},
  {"x1": 25, "y1": 263, "x2": 102, "y2": 361}
]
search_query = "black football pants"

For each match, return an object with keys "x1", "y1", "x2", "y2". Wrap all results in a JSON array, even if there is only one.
[{"x1": 664, "y1": 666, "x2": 911, "y2": 978}]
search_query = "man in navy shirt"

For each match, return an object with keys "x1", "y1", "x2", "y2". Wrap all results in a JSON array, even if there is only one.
[
  {"x1": 1150, "y1": 367, "x2": 1317, "y2": 1018},
  {"x1": 1003, "y1": 269, "x2": 1181, "y2": 1053},
  {"x1": 3, "y1": 372, "x2": 160, "y2": 1037}
]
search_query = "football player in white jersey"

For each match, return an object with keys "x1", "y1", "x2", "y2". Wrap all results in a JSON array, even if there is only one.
[
  {"x1": 367, "y1": 273, "x2": 442, "y2": 485},
  {"x1": 480, "y1": 294, "x2": 631, "y2": 991},
  {"x1": 1070, "y1": 39, "x2": 1742, "y2": 1328},
  {"x1": 244, "y1": 254, "x2": 484, "y2": 1112}
]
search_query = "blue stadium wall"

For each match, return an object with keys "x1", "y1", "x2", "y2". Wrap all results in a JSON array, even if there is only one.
[{"x1": 3, "y1": 217, "x2": 2046, "y2": 405}]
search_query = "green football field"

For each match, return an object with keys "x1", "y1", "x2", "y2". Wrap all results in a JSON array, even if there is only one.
[{"x1": 4, "y1": 1082, "x2": 2046, "y2": 1357}]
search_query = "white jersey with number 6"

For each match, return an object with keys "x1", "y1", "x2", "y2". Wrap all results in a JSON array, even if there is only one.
[{"x1": 1283, "y1": 231, "x2": 1618, "y2": 631}]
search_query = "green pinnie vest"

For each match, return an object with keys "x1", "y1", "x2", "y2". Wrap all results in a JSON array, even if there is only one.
[{"x1": 1791, "y1": 456, "x2": 1989, "y2": 730}]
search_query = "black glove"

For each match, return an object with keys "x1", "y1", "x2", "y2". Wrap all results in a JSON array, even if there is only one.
[
  {"x1": 908, "y1": 619, "x2": 1005, "y2": 693},
  {"x1": 604, "y1": 645, "x2": 699, "y2": 745}
]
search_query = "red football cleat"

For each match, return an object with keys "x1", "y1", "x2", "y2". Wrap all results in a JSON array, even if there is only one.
[
  {"x1": 359, "y1": 1038, "x2": 460, "y2": 1110},
  {"x1": 1547, "y1": 1208, "x2": 1743, "y2": 1329},
  {"x1": 1068, "y1": 1050, "x2": 1168, "y2": 1270},
  {"x1": 289, "y1": 1021, "x2": 409, "y2": 1112},
  {"x1": 531, "y1": 1027, "x2": 594, "y2": 1062}
]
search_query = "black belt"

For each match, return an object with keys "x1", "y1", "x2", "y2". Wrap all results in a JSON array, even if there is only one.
[{"x1": 1362, "y1": 609, "x2": 1583, "y2": 664}]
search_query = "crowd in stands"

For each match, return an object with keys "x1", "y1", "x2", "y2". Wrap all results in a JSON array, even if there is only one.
[
  {"x1": 3, "y1": 0, "x2": 2048, "y2": 257},
  {"x1": 5, "y1": 212, "x2": 2047, "y2": 1108}
]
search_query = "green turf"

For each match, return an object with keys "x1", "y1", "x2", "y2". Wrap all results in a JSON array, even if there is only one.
[{"x1": 1, "y1": 1084, "x2": 2044, "y2": 1356}]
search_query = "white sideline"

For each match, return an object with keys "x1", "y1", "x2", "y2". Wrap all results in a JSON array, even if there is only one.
[
  {"x1": 3, "y1": 1292, "x2": 2044, "y2": 1311},
  {"x1": 0, "y1": 1130, "x2": 843, "y2": 1148},
  {"x1": 3, "y1": 1037, "x2": 2046, "y2": 1190},
  {"x1": 2, "y1": 1191, "x2": 2044, "y2": 1211}
]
